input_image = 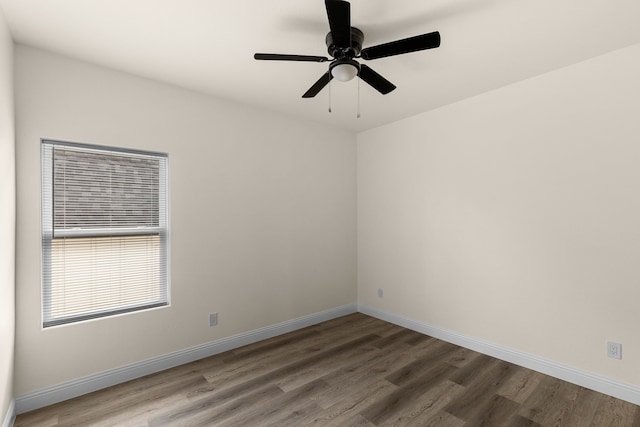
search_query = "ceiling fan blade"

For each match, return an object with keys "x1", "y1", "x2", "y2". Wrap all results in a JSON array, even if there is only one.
[
  {"x1": 302, "y1": 71, "x2": 334, "y2": 98},
  {"x1": 254, "y1": 53, "x2": 329, "y2": 62},
  {"x1": 361, "y1": 31, "x2": 441, "y2": 60},
  {"x1": 325, "y1": 0, "x2": 351, "y2": 48},
  {"x1": 358, "y1": 64, "x2": 396, "y2": 95}
]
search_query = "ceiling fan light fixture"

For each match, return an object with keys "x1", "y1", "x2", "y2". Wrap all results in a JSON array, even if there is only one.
[{"x1": 330, "y1": 62, "x2": 359, "y2": 82}]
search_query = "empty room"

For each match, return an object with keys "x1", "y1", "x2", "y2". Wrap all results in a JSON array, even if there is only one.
[{"x1": 1, "y1": 0, "x2": 640, "y2": 426}]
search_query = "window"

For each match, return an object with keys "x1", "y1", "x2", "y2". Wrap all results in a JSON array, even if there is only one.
[{"x1": 41, "y1": 140, "x2": 169, "y2": 327}]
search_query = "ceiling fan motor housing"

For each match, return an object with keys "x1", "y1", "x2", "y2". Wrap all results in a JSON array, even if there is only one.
[{"x1": 326, "y1": 27, "x2": 364, "y2": 59}]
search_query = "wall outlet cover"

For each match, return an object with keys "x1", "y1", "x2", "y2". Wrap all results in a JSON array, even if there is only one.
[
  {"x1": 607, "y1": 341, "x2": 622, "y2": 360},
  {"x1": 209, "y1": 313, "x2": 218, "y2": 327}
]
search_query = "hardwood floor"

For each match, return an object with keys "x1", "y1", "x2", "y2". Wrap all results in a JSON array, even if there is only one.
[{"x1": 15, "y1": 313, "x2": 640, "y2": 426}]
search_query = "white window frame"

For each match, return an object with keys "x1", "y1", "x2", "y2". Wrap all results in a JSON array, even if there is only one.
[{"x1": 41, "y1": 139, "x2": 170, "y2": 327}]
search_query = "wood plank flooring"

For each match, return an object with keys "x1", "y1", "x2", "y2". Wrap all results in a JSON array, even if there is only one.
[{"x1": 14, "y1": 313, "x2": 640, "y2": 426}]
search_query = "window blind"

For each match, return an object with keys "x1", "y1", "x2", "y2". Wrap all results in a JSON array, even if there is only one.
[{"x1": 42, "y1": 140, "x2": 169, "y2": 327}]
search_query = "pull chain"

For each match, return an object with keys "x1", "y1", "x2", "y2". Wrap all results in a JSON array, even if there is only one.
[
  {"x1": 326, "y1": 79, "x2": 362, "y2": 118},
  {"x1": 357, "y1": 77, "x2": 361, "y2": 119}
]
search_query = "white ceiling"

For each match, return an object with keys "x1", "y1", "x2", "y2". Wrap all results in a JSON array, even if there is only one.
[{"x1": 1, "y1": 0, "x2": 639, "y2": 132}]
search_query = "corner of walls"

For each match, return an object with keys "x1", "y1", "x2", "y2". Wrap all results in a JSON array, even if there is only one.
[
  {"x1": 1, "y1": 400, "x2": 14, "y2": 427},
  {"x1": 0, "y1": 3, "x2": 16, "y2": 427}
]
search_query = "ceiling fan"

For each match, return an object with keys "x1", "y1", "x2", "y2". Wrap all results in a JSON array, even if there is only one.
[{"x1": 254, "y1": 0, "x2": 441, "y2": 98}]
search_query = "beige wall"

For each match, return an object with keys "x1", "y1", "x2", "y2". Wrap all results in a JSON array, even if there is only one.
[
  {"x1": 0, "y1": 5, "x2": 15, "y2": 423},
  {"x1": 13, "y1": 30, "x2": 640, "y2": 404},
  {"x1": 14, "y1": 45, "x2": 356, "y2": 395},
  {"x1": 358, "y1": 43, "x2": 640, "y2": 386}
]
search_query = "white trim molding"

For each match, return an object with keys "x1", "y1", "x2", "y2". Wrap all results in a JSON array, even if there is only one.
[
  {"x1": 2, "y1": 399, "x2": 15, "y2": 427},
  {"x1": 15, "y1": 304, "x2": 357, "y2": 414},
  {"x1": 358, "y1": 303, "x2": 640, "y2": 406}
]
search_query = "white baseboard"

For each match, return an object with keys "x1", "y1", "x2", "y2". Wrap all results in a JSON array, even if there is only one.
[
  {"x1": 358, "y1": 303, "x2": 640, "y2": 406},
  {"x1": 17, "y1": 302, "x2": 637, "y2": 415},
  {"x1": 15, "y1": 303, "x2": 357, "y2": 414},
  {"x1": 2, "y1": 399, "x2": 15, "y2": 427}
]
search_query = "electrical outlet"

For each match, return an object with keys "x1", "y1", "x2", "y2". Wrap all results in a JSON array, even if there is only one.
[
  {"x1": 607, "y1": 341, "x2": 622, "y2": 360},
  {"x1": 209, "y1": 312, "x2": 218, "y2": 327},
  {"x1": 377, "y1": 288, "x2": 383, "y2": 298}
]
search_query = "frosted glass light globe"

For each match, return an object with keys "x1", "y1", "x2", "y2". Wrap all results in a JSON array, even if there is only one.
[{"x1": 331, "y1": 63, "x2": 358, "y2": 82}]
